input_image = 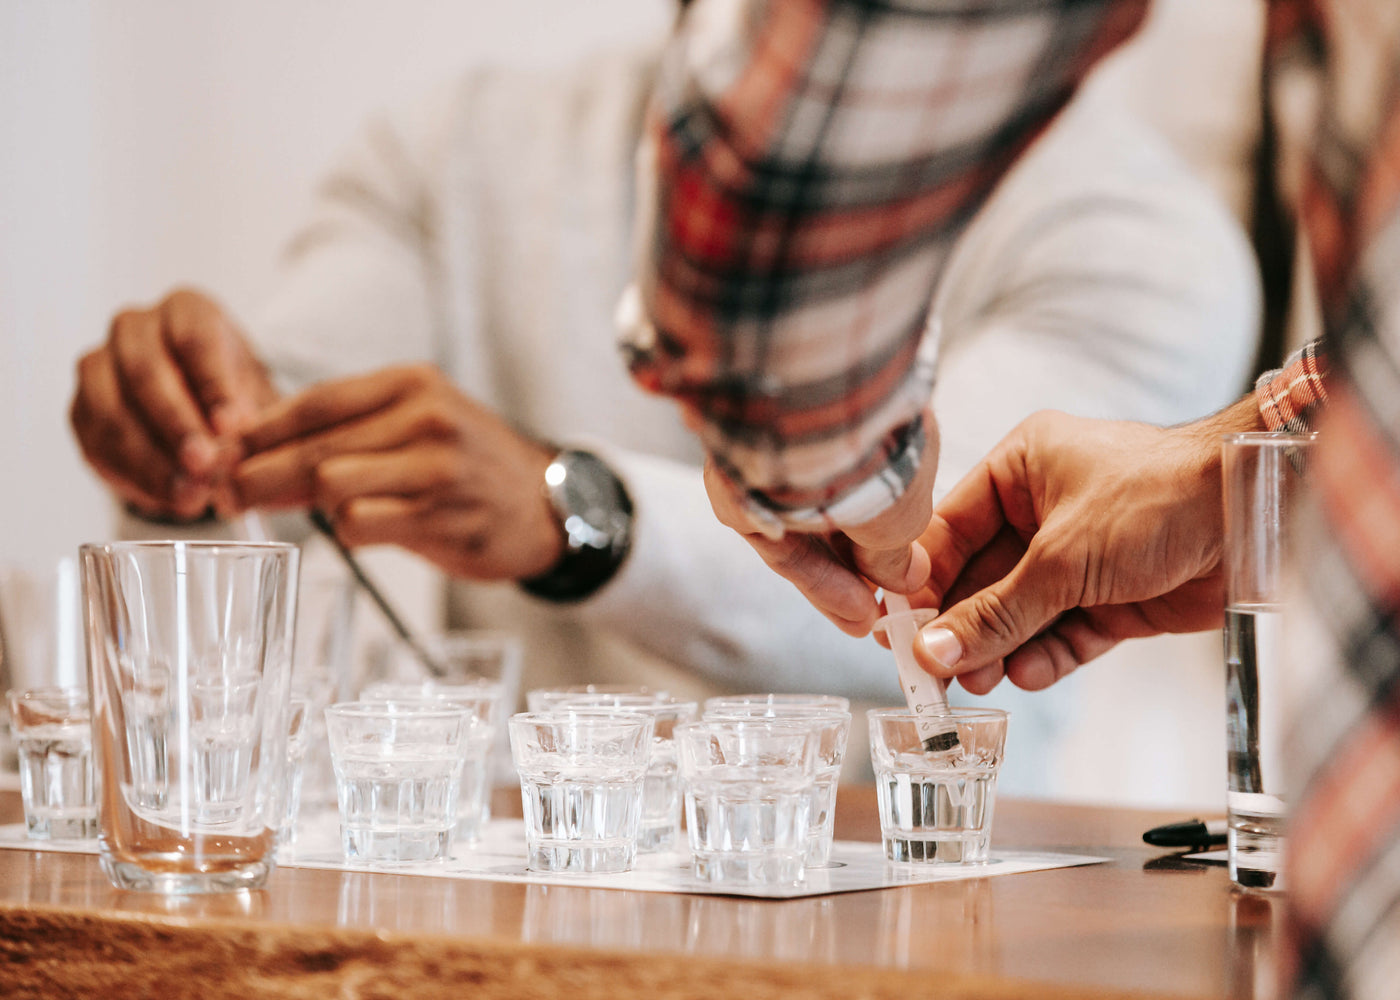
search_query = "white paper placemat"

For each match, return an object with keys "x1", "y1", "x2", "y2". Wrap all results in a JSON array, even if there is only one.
[{"x1": 0, "y1": 808, "x2": 1106, "y2": 900}]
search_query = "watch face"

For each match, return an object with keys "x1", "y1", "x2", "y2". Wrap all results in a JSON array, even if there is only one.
[{"x1": 554, "y1": 450, "x2": 633, "y2": 550}]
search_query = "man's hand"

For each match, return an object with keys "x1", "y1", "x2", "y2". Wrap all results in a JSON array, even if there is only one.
[
  {"x1": 69, "y1": 289, "x2": 278, "y2": 520},
  {"x1": 906, "y1": 401, "x2": 1264, "y2": 694},
  {"x1": 234, "y1": 364, "x2": 563, "y2": 581},
  {"x1": 702, "y1": 421, "x2": 939, "y2": 637}
]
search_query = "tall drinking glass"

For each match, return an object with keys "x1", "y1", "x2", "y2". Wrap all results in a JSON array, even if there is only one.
[
  {"x1": 1222, "y1": 432, "x2": 1315, "y2": 892},
  {"x1": 81, "y1": 541, "x2": 299, "y2": 893}
]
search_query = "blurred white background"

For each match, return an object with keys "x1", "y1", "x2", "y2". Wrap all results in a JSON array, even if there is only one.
[{"x1": 0, "y1": 0, "x2": 670, "y2": 574}]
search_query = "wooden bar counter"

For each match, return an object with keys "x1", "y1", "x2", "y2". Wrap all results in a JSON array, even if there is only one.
[{"x1": 0, "y1": 788, "x2": 1280, "y2": 1000}]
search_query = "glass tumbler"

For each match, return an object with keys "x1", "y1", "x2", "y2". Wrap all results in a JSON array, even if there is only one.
[
  {"x1": 703, "y1": 705, "x2": 850, "y2": 866},
  {"x1": 868, "y1": 707, "x2": 1008, "y2": 864},
  {"x1": 1222, "y1": 431, "x2": 1315, "y2": 891},
  {"x1": 508, "y1": 710, "x2": 653, "y2": 874},
  {"x1": 676, "y1": 719, "x2": 820, "y2": 886},
  {"x1": 525, "y1": 691, "x2": 696, "y2": 853},
  {"x1": 325, "y1": 701, "x2": 478, "y2": 863},
  {"x1": 7, "y1": 686, "x2": 96, "y2": 839},
  {"x1": 360, "y1": 679, "x2": 503, "y2": 841},
  {"x1": 80, "y1": 541, "x2": 299, "y2": 893}
]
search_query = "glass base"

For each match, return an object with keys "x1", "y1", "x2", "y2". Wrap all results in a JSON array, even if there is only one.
[
  {"x1": 692, "y1": 852, "x2": 804, "y2": 886},
  {"x1": 883, "y1": 832, "x2": 990, "y2": 864},
  {"x1": 527, "y1": 840, "x2": 635, "y2": 874},
  {"x1": 1228, "y1": 815, "x2": 1285, "y2": 893},
  {"x1": 99, "y1": 855, "x2": 273, "y2": 894},
  {"x1": 27, "y1": 814, "x2": 98, "y2": 841},
  {"x1": 637, "y1": 821, "x2": 677, "y2": 854},
  {"x1": 343, "y1": 826, "x2": 451, "y2": 864}
]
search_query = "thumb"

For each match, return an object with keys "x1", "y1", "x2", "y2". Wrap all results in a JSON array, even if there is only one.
[
  {"x1": 853, "y1": 539, "x2": 930, "y2": 594},
  {"x1": 912, "y1": 540, "x2": 1073, "y2": 677}
]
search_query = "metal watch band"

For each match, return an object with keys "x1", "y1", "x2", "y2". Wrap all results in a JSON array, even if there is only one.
[{"x1": 519, "y1": 449, "x2": 633, "y2": 603}]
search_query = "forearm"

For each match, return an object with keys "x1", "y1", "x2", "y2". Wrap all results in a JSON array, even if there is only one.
[{"x1": 624, "y1": 0, "x2": 1149, "y2": 532}]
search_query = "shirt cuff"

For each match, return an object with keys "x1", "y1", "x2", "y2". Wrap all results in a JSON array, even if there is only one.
[{"x1": 1254, "y1": 339, "x2": 1329, "y2": 434}]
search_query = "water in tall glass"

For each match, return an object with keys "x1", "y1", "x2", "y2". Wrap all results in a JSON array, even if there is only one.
[{"x1": 1225, "y1": 603, "x2": 1287, "y2": 890}]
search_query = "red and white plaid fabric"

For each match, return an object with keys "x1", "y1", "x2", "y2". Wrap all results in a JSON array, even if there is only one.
[
  {"x1": 620, "y1": 0, "x2": 1148, "y2": 529},
  {"x1": 1267, "y1": 1, "x2": 1400, "y2": 997},
  {"x1": 627, "y1": 1, "x2": 1400, "y2": 996}
]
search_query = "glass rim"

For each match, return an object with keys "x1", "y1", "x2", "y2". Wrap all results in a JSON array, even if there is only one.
[
  {"x1": 508, "y1": 709, "x2": 657, "y2": 727},
  {"x1": 705, "y1": 692, "x2": 848, "y2": 705},
  {"x1": 675, "y1": 718, "x2": 835, "y2": 735},
  {"x1": 79, "y1": 540, "x2": 298, "y2": 554},
  {"x1": 702, "y1": 706, "x2": 851, "y2": 725},
  {"x1": 866, "y1": 706, "x2": 1009, "y2": 723},
  {"x1": 325, "y1": 700, "x2": 471, "y2": 720},
  {"x1": 6, "y1": 685, "x2": 88, "y2": 702},
  {"x1": 1221, "y1": 431, "x2": 1318, "y2": 446}
]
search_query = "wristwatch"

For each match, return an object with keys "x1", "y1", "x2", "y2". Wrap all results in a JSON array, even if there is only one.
[{"x1": 520, "y1": 448, "x2": 634, "y2": 602}]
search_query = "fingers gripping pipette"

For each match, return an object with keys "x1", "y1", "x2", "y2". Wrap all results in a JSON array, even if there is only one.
[{"x1": 879, "y1": 593, "x2": 961, "y2": 753}]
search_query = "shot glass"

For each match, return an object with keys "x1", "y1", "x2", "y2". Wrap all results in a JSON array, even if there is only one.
[
  {"x1": 676, "y1": 719, "x2": 820, "y2": 886},
  {"x1": 6, "y1": 686, "x2": 96, "y2": 840},
  {"x1": 1223, "y1": 432, "x2": 1315, "y2": 891},
  {"x1": 868, "y1": 708, "x2": 1008, "y2": 864},
  {"x1": 526, "y1": 691, "x2": 696, "y2": 853},
  {"x1": 360, "y1": 680, "x2": 503, "y2": 841},
  {"x1": 703, "y1": 705, "x2": 850, "y2": 867},
  {"x1": 325, "y1": 701, "x2": 478, "y2": 863},
  {"x1": 274, "y1": 697, "x2": 313, "y2": 856},
  {"x1": 508, "y1": 711, "x2": 654, "y2": 874},
  {"x1": 81, "y1": 541, "x2": 299, "y2": 894}
]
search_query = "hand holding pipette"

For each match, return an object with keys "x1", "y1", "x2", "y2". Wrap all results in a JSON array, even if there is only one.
[{"x1": 879, "y1": 593, "x2": 961, "y2": 753}]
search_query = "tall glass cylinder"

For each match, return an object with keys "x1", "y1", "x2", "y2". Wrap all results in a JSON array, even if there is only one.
[{"x1": 81, "y1": 541, "x2": 299, "y2": 893}]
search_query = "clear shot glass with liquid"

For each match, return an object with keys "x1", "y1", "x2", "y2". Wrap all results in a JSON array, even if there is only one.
[
  {"x1": 1222, "y1": 431, "x2": 1315, "y2": 892},
  {"x1": 7, "y1": 686, "x2": 96, "y2": 840},
  {"x1": 676, "y1": 719, "x2": 820, "y2": 887},
  {"x1": 701, "y1": 702, "x2": 850, "y2": 867},
  {"x1": 525, "y1": 689, "x2": 695, "y2": 854},
  {"x1": 868, "y1": 707, "x2": 1008, "y2": 864},
  {"x1": 508, "y1": 710, "x2": 653, "y2": 874},
  {"x1": 325, "y1": 701, "x2": 479, "y2": 864},
  {"x1": 360, "y1": 680, "x2": 504, "y2": 843}
]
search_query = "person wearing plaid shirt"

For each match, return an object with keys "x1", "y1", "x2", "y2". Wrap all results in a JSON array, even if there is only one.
[{"x1": 623, "y1": 0, "x2": 1399, "y2": 996}]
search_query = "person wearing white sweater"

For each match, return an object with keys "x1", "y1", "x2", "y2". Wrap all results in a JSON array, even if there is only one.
[{"x1": 70, "y1": 26, "x2": 1258, "y2": 796}]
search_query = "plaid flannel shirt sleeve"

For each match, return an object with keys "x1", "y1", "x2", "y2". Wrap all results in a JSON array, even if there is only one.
[
  {"x1": 1255, "y1": 339, "x2": 1329, "y2": 435},
  {"x1": 619, "y1": 0, "x2": 1148, "y2": 532}
]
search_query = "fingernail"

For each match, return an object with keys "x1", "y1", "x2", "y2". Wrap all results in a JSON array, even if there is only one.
[{"x1": 919, "y1": 626, "x2": 962, "y2": 670}]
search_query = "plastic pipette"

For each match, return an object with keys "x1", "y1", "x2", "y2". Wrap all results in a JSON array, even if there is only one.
[{"x1": 882, "y1": 593, "x2": 960, "y2": 753}]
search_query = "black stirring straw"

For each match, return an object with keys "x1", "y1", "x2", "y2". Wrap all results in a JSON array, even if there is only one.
[{"x1": 307, "y1": 509, "x2": 449, "y2": 679}]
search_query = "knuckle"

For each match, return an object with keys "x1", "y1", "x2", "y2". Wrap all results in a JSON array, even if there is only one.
[{"x1": 967, "y1": 590, "x2": 1022, "y2": 645}]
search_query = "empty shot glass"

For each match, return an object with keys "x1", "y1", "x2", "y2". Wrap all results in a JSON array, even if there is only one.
[
  {"x1": 508, "y1": 711, "x2": 654, "y2": 874},
  {"x1": 676, "y1": 719, "x2": 820, "y2": 887},
  {"x1": 703, "y1": 705, "x2": 850, "y2": 867},
  {"x1": 7, "y1": 686, "x2": 96, "y2": 840},
  {"x1": 525, "y1": 691, "x2": 696, "y2": 853},
  {"x1": 868, "y1": 707, "x2": 1008, "y2": 864},
  {"x1": 360, "y1": 680, "x2": 503, "y2": 841},
  {"x1": 325, "y1": 701, "x2": 478, "y2": 863},
  {"x1": 81, "y1": 540, "x2": 299, "y2": 894}
]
